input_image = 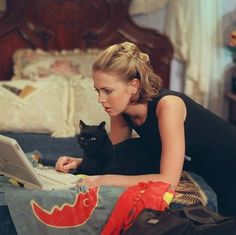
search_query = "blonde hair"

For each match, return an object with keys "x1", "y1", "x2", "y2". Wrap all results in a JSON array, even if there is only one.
[{"x1": 92, "y1": 41, "x2": 162, "y2": 103}]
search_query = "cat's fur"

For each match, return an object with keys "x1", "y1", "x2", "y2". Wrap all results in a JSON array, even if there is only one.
[{"x1": 76, "y1": 120, "x2": 158, "y2": 175}]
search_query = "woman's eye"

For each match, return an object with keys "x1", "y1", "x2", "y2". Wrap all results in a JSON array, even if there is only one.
[
  {"x1": 90, "y1": 137, "x2": 96, "y2": 141},
  {"x1": 104, "y1": 89, "x2": 112, "y2": 94}
]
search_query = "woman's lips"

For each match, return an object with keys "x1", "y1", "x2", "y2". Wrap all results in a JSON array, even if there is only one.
[{"x1": 104, "y1": 107, "x2": 112, "y2": 112}]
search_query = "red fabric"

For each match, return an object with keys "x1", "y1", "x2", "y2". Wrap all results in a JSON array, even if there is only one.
[{"x1": 101, "y1": 181, "x2": 174, "y2": 235}]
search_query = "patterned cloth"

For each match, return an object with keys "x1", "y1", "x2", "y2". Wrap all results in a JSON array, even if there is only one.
[
  {"x1": 3, "y1": 184, "x2": 125, "y2": 235},
  {"x1": 171, "y1": 171, "x2": 218, "y2": 212},
  {"x1": 174, "y1": 171, "x2": 208, "y2": 206}
]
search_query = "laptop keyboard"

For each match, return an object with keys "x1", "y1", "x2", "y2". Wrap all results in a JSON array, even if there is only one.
[{"x1": 34, "y1": 167, "x2": 79, "y2": 186}]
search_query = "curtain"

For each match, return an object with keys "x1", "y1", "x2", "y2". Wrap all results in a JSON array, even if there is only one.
[
  {"x1": 130, "y1": 0, "x2": 169, "y2": 15},
  {"x1": 165, "y1": 0, "x2": 224, "y2": 117},
  {"x1": 0, "y1": 0, "x2": 5, "y2": 12}
]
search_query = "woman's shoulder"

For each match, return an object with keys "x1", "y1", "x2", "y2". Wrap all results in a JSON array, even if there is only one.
[
  {"x1": 151, "y1": 88, "x2": 184, "y2": 105},
  {"x1": 150, "y1": 89, "x2": 188, "y2": 114},
  {"x1": 158, "y1": 88, "x2": 184, "y2": 98}
]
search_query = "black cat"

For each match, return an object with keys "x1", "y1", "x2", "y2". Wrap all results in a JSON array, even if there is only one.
[{"x1": 76, "y1": 120, "x2": 158, "y2": 175}]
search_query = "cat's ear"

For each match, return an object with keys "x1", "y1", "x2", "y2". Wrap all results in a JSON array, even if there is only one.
[
  {"x1": 79, "y1": 120, "x2": 86, "y2": 129},
  {"x1": 99, "y1": 121, "x2": 106, "y2": 129}
]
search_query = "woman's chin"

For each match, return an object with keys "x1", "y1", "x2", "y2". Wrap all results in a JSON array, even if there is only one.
[
  {"x1": 106, "y1": 110, "x2": 118, "y2": 116},
  {"x1": 107, "y1": 112, "x2": 115, "y2": 116}
]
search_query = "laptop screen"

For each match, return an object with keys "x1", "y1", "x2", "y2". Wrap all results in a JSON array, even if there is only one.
[{"x1": 0, "y1": 135, "x2": 42, "y2": 187}]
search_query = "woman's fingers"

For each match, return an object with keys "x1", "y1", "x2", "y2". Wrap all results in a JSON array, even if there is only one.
[
  {"x1": 55, "y1": 156, "x2": 81, "y2": 172},
  {"x1": 55, "y1": 156, "x2": 70, "y2": 172}
]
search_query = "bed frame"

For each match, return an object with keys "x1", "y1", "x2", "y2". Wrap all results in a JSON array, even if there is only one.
[{"x1": 0, "y1": 0, "x2": 173, "y2": 87}]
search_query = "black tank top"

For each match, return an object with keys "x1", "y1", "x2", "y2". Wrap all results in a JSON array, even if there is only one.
[{"x1": 123, "y1": 88, "x2": 236, "y2": 175}]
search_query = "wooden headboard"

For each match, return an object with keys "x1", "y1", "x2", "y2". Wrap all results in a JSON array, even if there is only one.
[{"x1": 0, "y1": 0, "x2": 173, "y2": 87}]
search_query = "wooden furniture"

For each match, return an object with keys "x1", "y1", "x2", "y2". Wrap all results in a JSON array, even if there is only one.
[
  {"x1": 0, "y1": 0, "x2": 173, "y2": 87},
  {"x1": 227, "y1": 92, "x2": 236, "y2": 123}
]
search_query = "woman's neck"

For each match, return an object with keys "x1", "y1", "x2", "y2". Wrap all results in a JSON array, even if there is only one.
[{"x1": 123, "y1": 103, "x2": 148, "y2": 125}]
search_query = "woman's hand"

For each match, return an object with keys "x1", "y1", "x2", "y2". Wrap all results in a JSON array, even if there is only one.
[
  {"x1": 55, "y1": 156, "x2": 82, "y2": 173},
  {"x1": 76, "y1": 175, "x2": 101, "y2": 188}
]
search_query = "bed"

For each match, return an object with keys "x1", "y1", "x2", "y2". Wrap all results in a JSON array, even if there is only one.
[{"x1": 0, "y1": 0, "x2": 217, "y2": 234}]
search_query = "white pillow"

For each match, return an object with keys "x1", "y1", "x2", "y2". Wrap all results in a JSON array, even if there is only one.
[
  {"x1": 13, "y1": 48, "x2": 101, "y2": 80},
  {"x1": 11, "y1": 48, "x2": 110, "y2": 134},
  {"x1": 69, "y1": 76, "x2": 111, "y2": 134},
  {"x1": 0, "y1": 77, "x2": 75, "y2": 137}
]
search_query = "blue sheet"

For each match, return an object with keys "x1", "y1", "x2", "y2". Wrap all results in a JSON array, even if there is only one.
[
  {"x1": 0, "y1": 133, "x2": 218, "y2": 234},
  {"x1": 1, "y1": 132, "x2": 83, "y2": 160}
]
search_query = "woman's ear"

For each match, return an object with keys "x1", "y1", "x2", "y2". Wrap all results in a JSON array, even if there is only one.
[{"x1": 128, "y1": 78, "x2": 140, "y2": 94}]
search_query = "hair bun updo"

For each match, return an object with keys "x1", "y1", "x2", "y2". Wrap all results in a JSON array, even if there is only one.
[{"x1": 93, "y1": 41, "x2": 162, "y2": 103}]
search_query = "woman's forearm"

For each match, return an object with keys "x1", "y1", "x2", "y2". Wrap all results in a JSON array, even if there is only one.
[{"x1": 98, "y1": 174, "x2": 175, "y2": 188}]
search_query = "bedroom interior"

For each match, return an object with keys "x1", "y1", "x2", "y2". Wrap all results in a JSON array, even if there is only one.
[{"x1": 0, "y1": 0, "x2": 234, "y2": 234}]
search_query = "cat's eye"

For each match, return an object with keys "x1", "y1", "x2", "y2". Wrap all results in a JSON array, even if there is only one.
[
  {"x1": 80, "y1": 137, "x2": 84, "y2": 140},
  {"x1": 90, "y1": 137, "x2": 96, "y2": 141}
]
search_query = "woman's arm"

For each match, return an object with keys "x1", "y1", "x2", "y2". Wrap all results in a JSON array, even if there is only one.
[
  {"x1": 156, "y1": 95, "x2": 186, "y2": 188},
  {"x1": 78, "y1": 96, "x2": 187, "y2": 189}
]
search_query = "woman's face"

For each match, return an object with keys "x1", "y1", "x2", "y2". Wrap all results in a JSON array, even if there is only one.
[{"x1": 93, "y1": 71, "x2": 133, "y2": 116}]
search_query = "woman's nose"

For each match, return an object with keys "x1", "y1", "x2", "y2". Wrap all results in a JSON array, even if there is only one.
[{"x1": 98, "y1": 94, "x2": 106, "y2": 103}]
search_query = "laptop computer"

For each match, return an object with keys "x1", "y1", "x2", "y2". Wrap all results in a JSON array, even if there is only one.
[{"x1": 0, "y1": 135, "x2": 81, "y2": 190}]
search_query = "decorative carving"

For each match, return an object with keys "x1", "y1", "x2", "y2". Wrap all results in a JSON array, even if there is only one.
[
  {"x1": 0, "y1": 0, "x2": 173, "y2": 87},
  {"x1": 83, "y1": 31, "x2": 99, "y2": 48}
]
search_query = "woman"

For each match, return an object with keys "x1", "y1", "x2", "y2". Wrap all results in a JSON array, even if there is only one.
[{"x1": 56, "y1": 41, "x2": 236, "y2": 216}]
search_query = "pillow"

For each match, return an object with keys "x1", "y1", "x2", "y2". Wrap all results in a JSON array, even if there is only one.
[
  {"x1": 12, "y1": 48, "x2": 110, "y2": 134},
  {"x1": 69, "y1": 76, "x2": 111, "y2": 133},
  {"x1": 13, "y1": 48, "x2": 101, "y2": 80},
  {"x1": 0, "y1": 77, "x2": 75, "y2": 137}
]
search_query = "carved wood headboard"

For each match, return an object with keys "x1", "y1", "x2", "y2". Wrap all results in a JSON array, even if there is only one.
[{"x1": 0, "y1": 0, "x2": 173, "y2": 87}]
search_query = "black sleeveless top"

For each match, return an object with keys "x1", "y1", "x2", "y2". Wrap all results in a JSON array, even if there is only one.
[{"x1": 123, "y1": 88, "x2": 236, "y2": 176}]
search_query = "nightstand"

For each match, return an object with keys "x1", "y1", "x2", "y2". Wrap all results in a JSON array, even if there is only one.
[{"x1": 227, "y1": 92, "x2": 236, "y2": 123}]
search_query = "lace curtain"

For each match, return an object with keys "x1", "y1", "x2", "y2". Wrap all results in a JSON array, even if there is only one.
[
  {"x1": 129, "y1": 0, "x2": 169, "y2": 15},
  {"x1": 165, "y1": 0, "x2": 224, "y2": 116},
  {"x1": 0, "y1": 0, "x2": 5, "y2": 12}
]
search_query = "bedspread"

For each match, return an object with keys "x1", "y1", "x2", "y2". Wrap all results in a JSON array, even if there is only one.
[
  {"x1": 2, "y1": 180, "x2": 125, "y2": 235},
  {"x1": 0, "y1": 149, "x2": 218, "y2": 234}
]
